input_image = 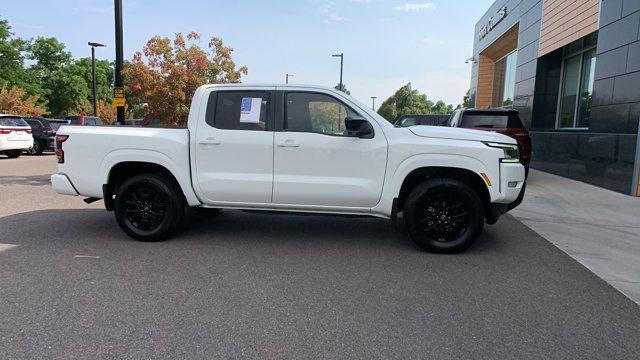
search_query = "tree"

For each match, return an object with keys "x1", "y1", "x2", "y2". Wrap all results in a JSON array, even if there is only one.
[
  {"x1": 0, "y1": 18, "x2": 36, "y2": 94},
  {"x1": 377, "y1": 83, "x2": 454, "y2": 122},
  {"x1": 28, "y1": 37, "x2": 89, "y2": 115},
  {"x1": 72, "y1": 99, "x2": 117, "y2": 123},
  {"x1": 334, "y1": 83, "x2": 350, "y2": 95},
  {"x1": 0, "y1": 83, "x2": 49, "y2": 117},
  {"x1": 123, "y1": 32, "x2": 248, "y2": 125}
]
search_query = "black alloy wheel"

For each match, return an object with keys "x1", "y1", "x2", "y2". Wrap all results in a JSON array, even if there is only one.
[
  {"x1": 416, "y1": 194, "x2": 471, "y2": 243},
  {"x1": 123, "y1": 186, "x2": 167, "y2": 231},
  {"x1": 27, "y1": 140, "x2": 42, "y2": 155},
  {"x1": 114, "y1": 174, "x2": 185, "y2": 241},
  {"x1": 404, "y1": 178, "x2": 484, "y2": 253}
]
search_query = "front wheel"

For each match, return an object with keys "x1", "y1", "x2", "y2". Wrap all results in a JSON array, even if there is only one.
[
  {"x1": 114, "y1": 174, "x2": 186, "y2": 242},
  {"x1": 404, "y1": 178, "x2": 484, "y2": 253}
]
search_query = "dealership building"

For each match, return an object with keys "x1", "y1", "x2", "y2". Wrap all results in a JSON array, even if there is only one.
[{"x1": 469, "y1": 0, "x2": 640, "y2": 195}]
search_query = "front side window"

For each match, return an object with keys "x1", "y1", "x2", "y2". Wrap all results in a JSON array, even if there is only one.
[
  {"x1": 210, "y1": 91, "x2": 269, "y2": 131},
  {"x1": 286, "y1": 92, "x2": 358, "y2": 136},
  {"x1": 558, "y1": 48, "x2": 596, "y2": 128}
]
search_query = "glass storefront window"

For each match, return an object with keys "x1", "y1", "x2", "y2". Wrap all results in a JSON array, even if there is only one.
[
  {"x1": 491, "y1": 51, "x2": 517, "y2": 108},
  {"x1": 558, "y1": 48, "x2": 596, "y2": 129},
  {"x1": 577, "y1": 49, "x2": 596, "y2": 128}
]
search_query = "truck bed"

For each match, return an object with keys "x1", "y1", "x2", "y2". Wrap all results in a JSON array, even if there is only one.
[{"x1": 55, "y1": 125, "x2": 191, "y2": 199}]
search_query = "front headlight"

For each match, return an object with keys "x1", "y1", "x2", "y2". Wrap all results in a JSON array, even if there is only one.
[{"x1": 483, "y1": 142, "x2": 520, "y2": 163}]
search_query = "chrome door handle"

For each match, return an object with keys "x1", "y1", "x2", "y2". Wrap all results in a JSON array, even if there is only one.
[{"x1": 199, "y1": 138, "x2": 221, "y2": 146}]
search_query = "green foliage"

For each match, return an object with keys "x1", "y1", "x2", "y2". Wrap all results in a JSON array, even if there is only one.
[
  {"x1": 377, "y1": 83, "x2": 454, "y2": 122},
  {"x1": 0, "y1": 17, "x2": 115, "y2": 116},
  {"x1": 0, "y1": 19, "x2": 31, "y2": 92}
]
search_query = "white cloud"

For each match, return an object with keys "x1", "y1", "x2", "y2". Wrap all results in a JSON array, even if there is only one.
[
  {"x1": 328, "y1": 14, "x2": 345, "y2": 22},
  {"x1": 393, "y1": 2, "x2": 436, "y2": 11}
]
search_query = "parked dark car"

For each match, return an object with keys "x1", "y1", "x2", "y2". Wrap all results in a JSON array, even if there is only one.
[
  {"x1": 394, "y1": 114, "x2": 451, "y2": 127},
  {"x1": 55, "y1": 115, "x2": 103, "y2": 126},
  {"x1": 23, "y1": 117, "x2": 58, "y2": 155},
  {"x1": 448, "y1": 108, "x2": 532, "y2": 177}
]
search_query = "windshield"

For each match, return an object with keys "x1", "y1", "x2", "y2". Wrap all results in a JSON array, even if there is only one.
[{"x1": 0, "y1": 117, "x2": 29, "y2": 127}]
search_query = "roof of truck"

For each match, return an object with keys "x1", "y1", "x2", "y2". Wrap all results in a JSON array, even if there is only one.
[{"x1": 205, "y1": 83, "x2": 338, "y2": 91}]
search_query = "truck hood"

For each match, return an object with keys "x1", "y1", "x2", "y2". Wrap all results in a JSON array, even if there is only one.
[{"x1": 408, "y1": 126, "x2": 516, "y2": 144}]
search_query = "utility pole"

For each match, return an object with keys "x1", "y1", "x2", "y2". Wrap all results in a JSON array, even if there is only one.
[
  {"x1": 371, "y1": 96, "x2": 377, "y2": 111},
  {"x1": 114, "y1": 0, "x2": 125, "y2": 125},
  {"x1": 332, "y1": 53, "x2": 343, "y2": 91},
  {"x1": 88, "y1": 42, "x2": 105, "y2": 117},
  {"x1": 286, "y1": 74, "x2": 294, "y2": 84}
]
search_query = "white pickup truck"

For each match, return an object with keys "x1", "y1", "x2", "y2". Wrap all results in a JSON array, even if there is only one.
[{"x1": 51, "y1": 84, "x2": 525, "y2": 253}]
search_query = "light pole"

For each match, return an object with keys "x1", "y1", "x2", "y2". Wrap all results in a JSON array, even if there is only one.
[
  {"x1": 286, "y1": 73, "x2": 294, "y2": 84},
  {"x1": 88, "y1": 42, "x2": 106, "y2": 117},
  {"x1": 332, "y1": 53, "x2": 343, "y2": 91},
  {"x1": 371, "y1": 96, "x2": 377, "y2": 111},
  {"x1": 114, "y1": 0, "x2": 125, "y2": 125}
]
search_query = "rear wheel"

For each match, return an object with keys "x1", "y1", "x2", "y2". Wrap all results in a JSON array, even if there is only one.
[
  {"x1": 404, "y1": 178, "x2": 484, "y2": 253},
  {"x1": 5, "y1": 150, "x2": 22, "y2": 158},
  {"x1": 27, "y1": 140, "x2": 43, "y2": 155},
  {"x1": 114, "y1": 174, "x2": 186, "y2": 242}
]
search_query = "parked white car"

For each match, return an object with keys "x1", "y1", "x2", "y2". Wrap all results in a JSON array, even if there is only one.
[
  {"x1": 0, "y1": 114, "x2": 33, "y2": 158},
  {"x1": 51, "y1": 84, "x2": 525, "y2": 253}
]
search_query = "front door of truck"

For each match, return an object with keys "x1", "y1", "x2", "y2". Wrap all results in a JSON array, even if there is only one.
[
  {"x1": 194, "y1": 89, "x2": 275, "y2": 204},
  {"x1": 272, "y1": 91, "x2": 387, "y2": 208}
]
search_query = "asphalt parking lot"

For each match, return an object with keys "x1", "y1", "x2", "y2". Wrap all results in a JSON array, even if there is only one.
[{"x1": 1, "y1": 155, "x2": 639, "y2": 359}]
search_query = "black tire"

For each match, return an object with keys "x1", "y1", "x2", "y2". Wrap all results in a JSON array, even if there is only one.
[
  {"x1": 5, "y1": 150, "x2": 22, "y2": 158},
  {"x1": 114, "y1": 173, "x2": 186, "y2": 242},
  {"x1": 26, "y1": 140, "x2": 43, "y2": 155},
  {"x1": 404, "y1": 178, "x2": 484, "y2": 253}
]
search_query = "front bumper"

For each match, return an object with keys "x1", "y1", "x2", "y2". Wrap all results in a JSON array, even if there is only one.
[
  {"x1": 51, "y1": 173, "x2": 79, "y2": 196},
  {"x1": 487, "y1": 181, "x2": 526, "y2": 224}
]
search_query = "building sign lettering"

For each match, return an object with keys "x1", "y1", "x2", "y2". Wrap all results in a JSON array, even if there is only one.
[{"x1": 478, "y1": 6, "x2": 507, "y2": 41}]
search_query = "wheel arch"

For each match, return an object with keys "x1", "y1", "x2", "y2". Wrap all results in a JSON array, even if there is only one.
[
  {"x1": 396, "y1": 166, "x2": 492, "y2": 221},
  {"x1": 102, "y1": 154, "x2": 201, "y2": 209}
]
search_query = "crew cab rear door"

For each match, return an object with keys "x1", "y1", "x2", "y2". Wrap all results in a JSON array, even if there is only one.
[{"x1": 193, "y1": 89, "x2": 275, "y2": 204}]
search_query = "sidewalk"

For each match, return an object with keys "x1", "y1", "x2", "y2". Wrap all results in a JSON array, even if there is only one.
[{"x1": 511, "y1": 169, "x2": 640, "y2": 304}]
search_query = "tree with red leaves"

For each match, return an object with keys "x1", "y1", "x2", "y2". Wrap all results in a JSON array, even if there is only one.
[{"x1": 123, "y1": 32, "x2": 248, "y2": 126}]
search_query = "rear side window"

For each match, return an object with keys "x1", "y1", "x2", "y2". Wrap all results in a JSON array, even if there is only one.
[
  {"x1": 0, "y1": 117, "x2": 29, "y2": 127},
  {"x1": 460, "y1": 113, "x2": 523, "y2": 129},
  {"x1": 207, "y1": 91, "x2": 269, "y2": 131}
]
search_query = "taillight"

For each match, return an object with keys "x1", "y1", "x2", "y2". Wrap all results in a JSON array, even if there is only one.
[
  {"x1": 0, "y1": 129, "x2": 10, "y2": 134},
  {"x1": 26, "y1": 129, "x2": 32, "y2": 134},
  {"x1": 55, "y1": 135, "x2": 69, "y2": 163}
]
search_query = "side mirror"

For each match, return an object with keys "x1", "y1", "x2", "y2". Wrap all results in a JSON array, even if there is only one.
[{"x1": 344, "y1": 116, "x2": 374, "y2": 139}]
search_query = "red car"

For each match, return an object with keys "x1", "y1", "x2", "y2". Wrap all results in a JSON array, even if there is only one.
[
  {"x1": 448, "y1": 108, "x2": 531, "y2": 177},
  {"x1": 55, "y1": 115, "x2": 103, "y2": 126}
]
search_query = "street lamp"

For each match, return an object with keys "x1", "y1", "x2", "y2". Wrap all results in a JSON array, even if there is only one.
[
  {"x1": 371, "y1": 96, "x2": 377, "y2": 111},
  {"x1": 88, "y1": 42, "x2": 106, "y2": 117},
  {"x1": 286, "y1": 73, "x2": 294, "y2": 84},
  {"x1": 332, "y1": 53, "x2": 344, "y2": 92}
]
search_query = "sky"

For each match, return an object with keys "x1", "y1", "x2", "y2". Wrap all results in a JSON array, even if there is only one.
[{"x1": 2, "y1": 0, "x2": 494, "y2": 106}]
